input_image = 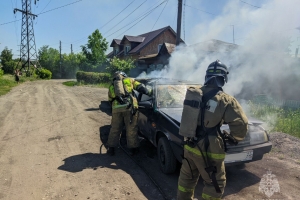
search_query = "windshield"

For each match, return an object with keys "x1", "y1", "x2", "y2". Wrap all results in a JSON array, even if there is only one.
[{"x1": 156, "y1": 84, "x2": 201, "y2": 108}]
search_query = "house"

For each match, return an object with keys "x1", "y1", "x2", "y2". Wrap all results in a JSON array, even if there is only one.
[{"x1": 107, "y1": 26, "x2": 184, "y2": 77}]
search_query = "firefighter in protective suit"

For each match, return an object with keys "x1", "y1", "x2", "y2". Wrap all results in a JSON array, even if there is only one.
[
  {"x1": 107, "y1": 71, "x2": 151, "y2": 156},
  {"x1": 177, "y1": 60, "x2": 248, "y2": 200}
]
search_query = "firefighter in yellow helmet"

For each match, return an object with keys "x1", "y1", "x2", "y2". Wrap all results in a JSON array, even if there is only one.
[
  {"x1": 177, "y1": 60, "x2": 248, "y2": 200},
  {"x1": 106, "y1": 71, "x2": 151, "y2": 156}
]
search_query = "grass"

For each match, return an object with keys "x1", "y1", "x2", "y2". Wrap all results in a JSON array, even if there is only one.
[
  {"x1": 0, "y1": 74, "x2": 40, "y2": 96},
  {"x1": 62, "y1": 80, "x2": 110, "y2": 88},
  {"x1": 249, "y1": 101, "x2": 300, "y2": 139},
  {"x1": 0, "y1": 75, "x2": 17, "y2": 96}
]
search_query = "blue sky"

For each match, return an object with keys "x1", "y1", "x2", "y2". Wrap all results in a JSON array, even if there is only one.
[{"x1": 0, "y1": 0, "x2": 299, "y2": 59}]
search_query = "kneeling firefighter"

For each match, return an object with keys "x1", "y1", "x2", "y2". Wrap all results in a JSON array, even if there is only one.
[
  {"x1": 106, "y1": 71, "x2": 151, "y2": 156},
  {"x1": 177, "y1": 60, "x2": 248, "y2": 200}
]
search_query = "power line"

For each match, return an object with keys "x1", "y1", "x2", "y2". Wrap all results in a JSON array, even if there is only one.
[
  {"x1": 39, "y1": 0, "x2": 52, "y2": 14},
  {"x1": 106, "y1": 0, "x2": 167, "y2": 39},
  {"x1": 61, "y1": 0, "x2": 140, "y2": 46},
  {"x1": 151, "y1": 0, "x2": 169, "y2": 30},
  {"x1": 0, "y1": 0, "x2": 83, "y2": 26},
  {"x1": 0, "y1": 19, "x2": 21, "y2": 26},
  {"x1": 116, "y1": 1, "x2": 167, "y2": 38},
  {"x1": 100, "y1": 0, "x2": 136, "y2": 30},
  {"x1": 103, "y1": 0, "x2": 147, "y2": 35},
  {"x1": 239, "y1": 0, "x2": 261, "y2": 8},
  {"x1": 184, "y1": 4, "x2": 217, "y2": 16},
  {"x1": 38, "y1": 0, "x2": 83, "y2": 15}
]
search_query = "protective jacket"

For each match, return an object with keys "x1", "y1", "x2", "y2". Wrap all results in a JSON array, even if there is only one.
[
  {"x1": 108, "y1": 77, "x2": 147, "y2": 113},
  {"x1": 177, "y1": 85, "x2": 248, "y2": 200},
  {"x1": 107, "y1": 76, "x2": 150, "y2": 149}
]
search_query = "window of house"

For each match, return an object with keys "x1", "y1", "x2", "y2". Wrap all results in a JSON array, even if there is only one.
[
  {"x1": 114, "y1": 48, "x2": 119, "y2": 55},
  {"x1": 125, "y1": 46, "x2": 131, "y2": 55},
  {"x1": 158, "y1": 44, "x2": 163, "y2": 53}
]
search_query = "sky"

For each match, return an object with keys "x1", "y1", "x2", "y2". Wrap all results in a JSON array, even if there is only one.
[
  {"x1": 133, "y1": 0, "x2": 300, "y2": 102},
  {"x1": 1, "y1": 0, "x2": 299, "y2": 59}
]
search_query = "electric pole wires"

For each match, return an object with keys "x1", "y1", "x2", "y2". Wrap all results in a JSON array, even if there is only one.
[{"x1": 14, "y1": 0, "x2": 40, "y2": 74}]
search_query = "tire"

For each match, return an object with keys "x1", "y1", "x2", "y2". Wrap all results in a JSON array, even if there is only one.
[{"x1": 157, "y1": 137, "x2": 177, "y2": 174}]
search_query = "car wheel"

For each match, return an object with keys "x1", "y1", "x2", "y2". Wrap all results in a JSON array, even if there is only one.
[{"x1": 157, "y1": 137, "x2": 177, "y2": 174}]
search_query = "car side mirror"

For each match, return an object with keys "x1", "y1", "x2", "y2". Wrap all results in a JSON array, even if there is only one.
[{"x1": 138, "y1": 101, "x2": 152, "y2": 109}]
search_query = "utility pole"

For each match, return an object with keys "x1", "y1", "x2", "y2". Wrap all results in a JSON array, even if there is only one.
[
  {"x1": 59, "y1": 40, "x2": 62, "y2": 77},
  {"x1": 176, "y1": 0, "x2": 183, "y2": 46},
  {"x1": 14, "y1": 0, "x2": 40, "y2": 75},
  {"x1": 230, "y1": 25, "x2": 235, "y2": 44},
  {"x1": 71, "y1": 44, "x2": 73, "y2": 54}
]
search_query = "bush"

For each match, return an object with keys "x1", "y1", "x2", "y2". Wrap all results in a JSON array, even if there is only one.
[
  {"x1": 76, "y1": 71, "x2": 111, "y2": 84},
  {"x1": 0, "y1": 69, "x2": 4, "y2": 77},
  {"x1": 106, "y1": 57, "x2": 135, "y2": 74},
  {"x1": 2, "y1": 61, "x2": 16, "y2": 74},
  {"x1": 37, "y1": 68, "x2": 52, "y2": 79}
]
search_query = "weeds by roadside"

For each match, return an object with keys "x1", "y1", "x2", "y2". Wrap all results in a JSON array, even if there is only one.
[
  {"x1": 62, "y1": 80, "x2": 110, "y2": 88},
  {"x1": 0, "y1": 75, "x2": 17, "y2": 96},
  {"x1": 0, "y1": 74, "x2": 39, "y2": 96},
  {"x1": 249, "y1": 101, "x2": 300, "y2": 138}
]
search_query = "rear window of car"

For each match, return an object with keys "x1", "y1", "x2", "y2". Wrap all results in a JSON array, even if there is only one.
[{"x1": 156, "y1": 84, "x2": 201, "y2": 108}]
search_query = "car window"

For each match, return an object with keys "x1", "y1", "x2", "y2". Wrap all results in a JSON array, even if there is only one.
[{"x1": 156, "y1": 84, "x2": 200, "y2": 108}]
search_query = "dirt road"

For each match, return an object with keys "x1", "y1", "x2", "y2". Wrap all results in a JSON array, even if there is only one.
[{"x1": 0, "y1": 80, "x2": 299, "y2": 200}]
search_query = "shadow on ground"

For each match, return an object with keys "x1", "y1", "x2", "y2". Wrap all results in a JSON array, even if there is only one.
[
  {"x1": 98, "y1": 101, "x2": 112, "y2": 116},
  {"x1": 58, "y1": 124, "x2": 165, "y2": 200},
  {"x1": 59, "y1": 123, "x2": 261, "y2": 200}
]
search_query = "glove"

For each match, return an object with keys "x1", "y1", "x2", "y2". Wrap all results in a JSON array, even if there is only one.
[{"x1": 223, "y1": 130, "x2": 238, "y2": 146}]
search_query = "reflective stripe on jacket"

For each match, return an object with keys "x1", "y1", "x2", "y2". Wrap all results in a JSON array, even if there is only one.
[{"x1": 108, "y1": 77, "x2": 141, "y2": 110}]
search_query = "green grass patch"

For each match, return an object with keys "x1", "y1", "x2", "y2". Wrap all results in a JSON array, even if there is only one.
[
  {"x1": 0, "y1": 75, "x2": 17, "y2": 96},
  {"x1": 63, "y1": 81, "x2": 77, "y2": 86},
  {"x1": 62, "y1": 80, "x2": 110, "y2": 88},
  {"x1": 249, "y1": 101, "x2": 300, "y2": 138},
  {"x1": 0, "y1": 74, "x2": 40, "y2": 96}
]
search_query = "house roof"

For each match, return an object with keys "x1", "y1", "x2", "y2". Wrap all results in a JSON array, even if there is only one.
[
  {"x1": 164, "y1": 43, "x2": 176, "y2": 54},
  {"x1": 129, "y1": 26, "x2": 184, "y2": 54},
  {"x1": 107, "y1": 51, "x2": 114, "y2": 58},
  {"x1": 110, "y1": 39, "x2": 122, "y2": 47},
  {"x1": 107, "y1": 26, "x2": 184, "y2": 58},
  {"x1": 139, "y1": 43, "x2": 176, "y2": 60},
  {"x1": 192, "y1": 39, "x2": 238, "y2": 52},
  {"x1": 121, "y1": 35, "x2": 145, "y2": 44}
]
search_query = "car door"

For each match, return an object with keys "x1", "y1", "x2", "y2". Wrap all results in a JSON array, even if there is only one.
[{"x1": 137, "y1": 84, "x2": 156, "y2": 143}]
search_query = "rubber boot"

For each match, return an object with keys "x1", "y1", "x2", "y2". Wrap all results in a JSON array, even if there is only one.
[
  {"x1": 107, "y1": 147, "x2": 115, "y2": 156},
  {"x1": 129, "y1": 148, "x2": 139, "y2": 156}
]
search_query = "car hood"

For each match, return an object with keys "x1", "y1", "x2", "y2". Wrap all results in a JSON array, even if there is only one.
[{"x1": 159, "y1": 108, "x2": 264, "y2": 125}]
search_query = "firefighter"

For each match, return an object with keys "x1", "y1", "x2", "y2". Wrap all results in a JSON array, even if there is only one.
[
  {"x1": 106, "y1": 71, "x2": 151, "y2": 156},
  {"x1": 177, "y1": 60, "x2": 248, "y2": 200}
]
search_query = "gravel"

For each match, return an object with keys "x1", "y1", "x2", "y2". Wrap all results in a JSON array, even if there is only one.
[{"x1": 268, "y1": 132, "x2": 300, "y2": 162}]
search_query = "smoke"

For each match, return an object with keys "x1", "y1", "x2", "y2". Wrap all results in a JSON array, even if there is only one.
[{"x1": 138, "y1": 0, "x2": 300, "y2": 101}]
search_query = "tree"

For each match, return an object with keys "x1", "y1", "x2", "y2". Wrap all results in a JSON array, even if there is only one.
[
  {"x1": 106, "y1": 57, "x2": 136, "y2": 75},
  {"x1": 38, "y1": 45, "x2": 60, "y2": 78},
  {"x1": 0, "y1": 47, "x2": 15, "y2": 74},
  {"x1": 81, "y1": 29, "x2": 108, "y2": 67}
]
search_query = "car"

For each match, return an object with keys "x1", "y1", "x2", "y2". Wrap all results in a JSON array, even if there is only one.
[{"x1": 136, "y1": 78, "x2": 272, "y2": 174}]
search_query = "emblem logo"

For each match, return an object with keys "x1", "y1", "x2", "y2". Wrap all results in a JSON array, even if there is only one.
[{"x1": 259, "y1": 170, "x2": 280, "y2": 198}]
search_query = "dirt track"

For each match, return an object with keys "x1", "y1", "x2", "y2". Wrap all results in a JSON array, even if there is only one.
[{"x1": 0, "y1": 80, "x2": 299, "y2": 200}]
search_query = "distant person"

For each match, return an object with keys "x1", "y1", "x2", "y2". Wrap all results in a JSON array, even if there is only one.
[
  {"x1": 14, "y1": 69, "x2": 20, "y2": 84},
  {"x1": 177, "y1": 60, "x2": 248, "y2": 200},
  {"x1": 106, "y1": 71, "x2": 151, "y2": 156}
]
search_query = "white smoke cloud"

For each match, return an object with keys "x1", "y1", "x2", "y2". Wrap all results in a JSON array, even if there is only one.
[{"x1": 139, "y1": 0, "x2": 300, "y2": 100}]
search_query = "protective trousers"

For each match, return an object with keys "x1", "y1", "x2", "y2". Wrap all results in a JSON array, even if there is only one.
[
  {"x1": 107, "y1": 109, "x2": 139, "y2": 149},
  {"x1": 177, "y1": 135, "x2": 226, "y2": 200}
]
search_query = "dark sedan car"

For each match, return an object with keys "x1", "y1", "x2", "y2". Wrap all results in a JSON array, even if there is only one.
[{"x1": 136, "y1": 78, "x2": 272, "y2": 174}]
